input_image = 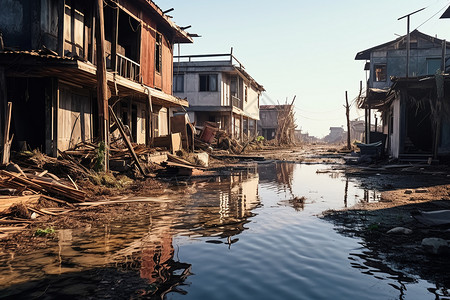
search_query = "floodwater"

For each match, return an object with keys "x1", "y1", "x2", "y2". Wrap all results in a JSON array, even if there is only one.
[{"x1": 0, "y1": 162, "x2": 446, "y2": 299}]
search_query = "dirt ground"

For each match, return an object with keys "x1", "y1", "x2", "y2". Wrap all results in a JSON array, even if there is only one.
[{"x1": 2, "y1": 143, "x2": 450, "y2": 288}]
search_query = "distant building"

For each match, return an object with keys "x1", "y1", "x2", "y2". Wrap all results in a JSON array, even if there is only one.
[
  {"x1": 258, "y1": 104, "x2": 295, "y2": 141},
  {"x1": 323, "y1": 127, "x2": 345, "y2": 144},
  {"x1": 173, "y1": 51, "x2": 264, "y2": 141}
]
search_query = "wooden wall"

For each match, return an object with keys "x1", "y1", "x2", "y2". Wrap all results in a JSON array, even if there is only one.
[
  {"x1": 141, "y1": 21, "x2": 156, "y2": 88},
  {"x1": 58, "y1": 85, "x2": 92, "y2": 151},
  {"x1": 162, "y1": 36, "x2": 173, "y2": 94}
]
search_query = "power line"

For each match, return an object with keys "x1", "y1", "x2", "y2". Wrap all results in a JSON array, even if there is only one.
[{"x1": 415, "y1": 1, "x2": 450, "y2": 30}]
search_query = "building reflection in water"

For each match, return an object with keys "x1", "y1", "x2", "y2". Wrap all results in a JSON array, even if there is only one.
[
  {"x1": 107, "y1": 168, "x2": 261, "y2": 296},
  {"x1": 179, "y1": 167, "x2": 261, "y2": 239}
]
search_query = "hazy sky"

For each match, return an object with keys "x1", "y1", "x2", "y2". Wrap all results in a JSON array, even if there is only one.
[{"x1": 164, "y1": 0, "x2": 450, "y2": 137}]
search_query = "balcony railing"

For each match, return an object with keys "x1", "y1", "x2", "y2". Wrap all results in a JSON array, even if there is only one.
[
  {"x1": 116, "y1": 53, "x2": 140, "y2": 82},
  {"x1": 232, "y1": 96, "x2": 242, "y2": 109}
]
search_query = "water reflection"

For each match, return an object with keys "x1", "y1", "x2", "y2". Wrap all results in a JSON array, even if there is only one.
[
  {"x1": 0, "y1": 162, "x2": 443, "y2": 299},
  {"x1": 0, "y1": 169, "x2": 261, "y2": 298},
  {"x1": 175, "y1": 170, "x2": 260, "y2": 240}
]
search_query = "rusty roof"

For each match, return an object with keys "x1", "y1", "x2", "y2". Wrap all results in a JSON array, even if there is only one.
[{"x1": 138, "y1": 0, "x2": 193, "y2": 43}]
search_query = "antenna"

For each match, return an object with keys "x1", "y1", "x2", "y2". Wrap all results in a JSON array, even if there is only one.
[{"x1": 398, "y1": 7, "x2": 426, "y2": 78}]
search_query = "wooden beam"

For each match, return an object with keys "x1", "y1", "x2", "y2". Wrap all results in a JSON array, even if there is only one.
[
  {"x1": 57, "y1": 0, "x2": 65, "y2": 57},
  {"x1": 111, "y1": 3, "x2": 119, "y2": 73},
  {"x1": 96, "y1": 0, "x2": 109, "y2": 171},
  {"x1": 345, "y1": 91, "x2": 351, "y2": 150},
  {"x1": 109, "y1": 106, "x2": 146, "y2": 177},
  {"x1": 2, "y1": 102, "x2": 12, "y2": 164},
  {"x1": 0, "y1": 67, "x2": 6, "y2": 144}
]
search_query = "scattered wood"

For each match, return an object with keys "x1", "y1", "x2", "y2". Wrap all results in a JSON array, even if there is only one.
[
  {"x1": 211, "y1": 154, "x2": 265, "y2": 161},
  {"x1": 67, "y1": 175, "x2": 79, "y2": 190},
  {"x1": 109, "y1": 106, "x2": 147, "y2": 177},
  {"x1": 0, "y1": 170, "x2": 85, "y2": 203}
]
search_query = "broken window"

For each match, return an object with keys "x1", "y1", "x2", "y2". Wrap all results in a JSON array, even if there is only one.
[
  {"x1": 199, "y1": 74, "x2": 218, "y2": 92},
  {"x1": 155, "y1": 33, "x2": 162, "y2": 73},
  {"x1": 173, "y1": 74, "x2": 184, "y2": 92},
  {"x1": 374, "y1": 64, "x2": 387, "y2": 82}
]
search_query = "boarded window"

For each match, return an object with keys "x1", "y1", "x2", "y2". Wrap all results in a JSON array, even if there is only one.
[
  {"x1": 173, "y1": 74, "x2": 184, "y2": 92},
  {"x1": 155, "y1": 33, "x2": 162, "y2": 73},
  {"x1": 199, "y1": 74, "x2": 218, "y2": 92},
  {"x1": 374, "y1": 64, "x2": 386, "y2": 82}
]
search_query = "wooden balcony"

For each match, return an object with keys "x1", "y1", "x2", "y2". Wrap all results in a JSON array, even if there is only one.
[{"x1": 116, "y1": 53, "x2": 140, "y2": 82}]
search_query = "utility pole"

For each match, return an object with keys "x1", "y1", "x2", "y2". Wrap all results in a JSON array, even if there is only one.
[
  {"x1": 96, "y1": 0, "x2": 109, "y2": 171},
  {"x1": 398, "y1": 8, "x2": 425, "y2": 78},
  {"x1": 345, "y1": 91, "x2": 351, "y2": 150}
]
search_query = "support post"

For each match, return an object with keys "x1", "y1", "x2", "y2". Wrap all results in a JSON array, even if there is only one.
[
  {"x1": 2, "y1": 102, "x2": 12, "y2": 164},
  {"x1": 111, "y1": 3, "x2": 119, "y2": 72},
  {"x1": 96, "y1": 0, "x2": 109, "y2": 171},
  {"x1": 345, "y1": 91, "x2": 351, "y2": 150},
  {"x1": 0, "y1": 67, "x2": 6, "y2": 144}
]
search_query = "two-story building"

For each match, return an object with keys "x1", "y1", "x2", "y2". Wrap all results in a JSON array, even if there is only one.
[
  {"x1": 0, "y1": 0, "x2": 192, "y2": 156},
  {"x1": 173, "y1": 51, "x2": 264, "y2": 141},
  {"x1": 355, "y1": 30, "x2": 450, "y2": 160},
  {"x1": 258, "y1": 104, "x2": 294, "y2": 141}
]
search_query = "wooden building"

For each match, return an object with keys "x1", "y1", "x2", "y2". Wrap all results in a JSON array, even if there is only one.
[
  {"x1": 355, "y1": 30, "x2": 450, "y2": 160},
  {"x1": 0, "y1": 0, "x2": 192, "y2": 156},
  {"x1": 258, "y1": 104, "x2": 295, "y2": 143}
]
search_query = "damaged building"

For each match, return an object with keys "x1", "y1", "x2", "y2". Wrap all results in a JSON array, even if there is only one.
[
  {"x1": 0, "y1": 0, "x2": 193, "y2": 156},
  {"x1": 258, "y1": 104, "x2": 296, "y2": 143},
  {"x1": 355, "y1": 29, "x2": 450, "y2": 160},
  {"x1": 172, "y1": 51, "x2": 264, "y2": 142}
]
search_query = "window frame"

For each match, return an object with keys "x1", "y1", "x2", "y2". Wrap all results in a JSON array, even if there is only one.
[
  {"x1": 155, "y1": 32, "x2": 162, "y2": 74},
  {"x1": 199, "y1": 74, "x2": 218, "y2": 92},
  {"x1": 373, "y1": 64, "x2": 387, "y2": 82},
  {"x1": 173, "y1": 74, "x2": 184, "y2": 93}
]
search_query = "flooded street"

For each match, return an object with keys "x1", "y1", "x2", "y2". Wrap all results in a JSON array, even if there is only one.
[{"x1": 0, "y1": 162, "x2": 446, "y2": 299}]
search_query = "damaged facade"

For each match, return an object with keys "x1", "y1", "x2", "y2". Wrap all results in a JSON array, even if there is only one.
[
  {"x1": 0, "y1": 0, "x2": 192, "y2": 156},
  {"x1": 258, "y1": 104, "x2": 295, "y2": 142},
  {"x1": 355, "y1": 30, "x2": 450, "y2": 160},
  {"x1": 173, "y1": 52, "x2": 264, "y2": 142}
]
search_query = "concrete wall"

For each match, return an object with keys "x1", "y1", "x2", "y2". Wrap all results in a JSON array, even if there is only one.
[{"x1": 175, "y1": 72, "x2": 221, "y2": 106}]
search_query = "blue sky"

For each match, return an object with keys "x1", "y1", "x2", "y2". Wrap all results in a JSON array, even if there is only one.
[{"x1": 164, "y1": 0, "x2": 450, "y2": 137}]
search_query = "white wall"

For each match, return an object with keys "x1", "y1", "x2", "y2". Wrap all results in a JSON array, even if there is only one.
[
  {"x1": 389, "y1": 98, "x2": 401, "y2": 158},
  {"x1": 175, "y1": 73, "x2": 221, "y2": 106},
  {"x1": 159, "y1": 107, "x2": 169, "y2": 136},
  {"x1": 243, "y1": 84, "x2": 260, "y2": 120},
  {"x1": 136, "y1": 102, "x2": 146, "y2": 144}
]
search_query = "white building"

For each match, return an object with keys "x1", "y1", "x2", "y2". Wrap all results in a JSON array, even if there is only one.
[{"x1": 173, "y1": 51, "x2": 265, "y2": 141}]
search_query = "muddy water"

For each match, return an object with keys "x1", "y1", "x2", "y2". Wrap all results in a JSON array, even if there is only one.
[{"x1": 0, "y1": 163, "x2": 444, "y2": 299}]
